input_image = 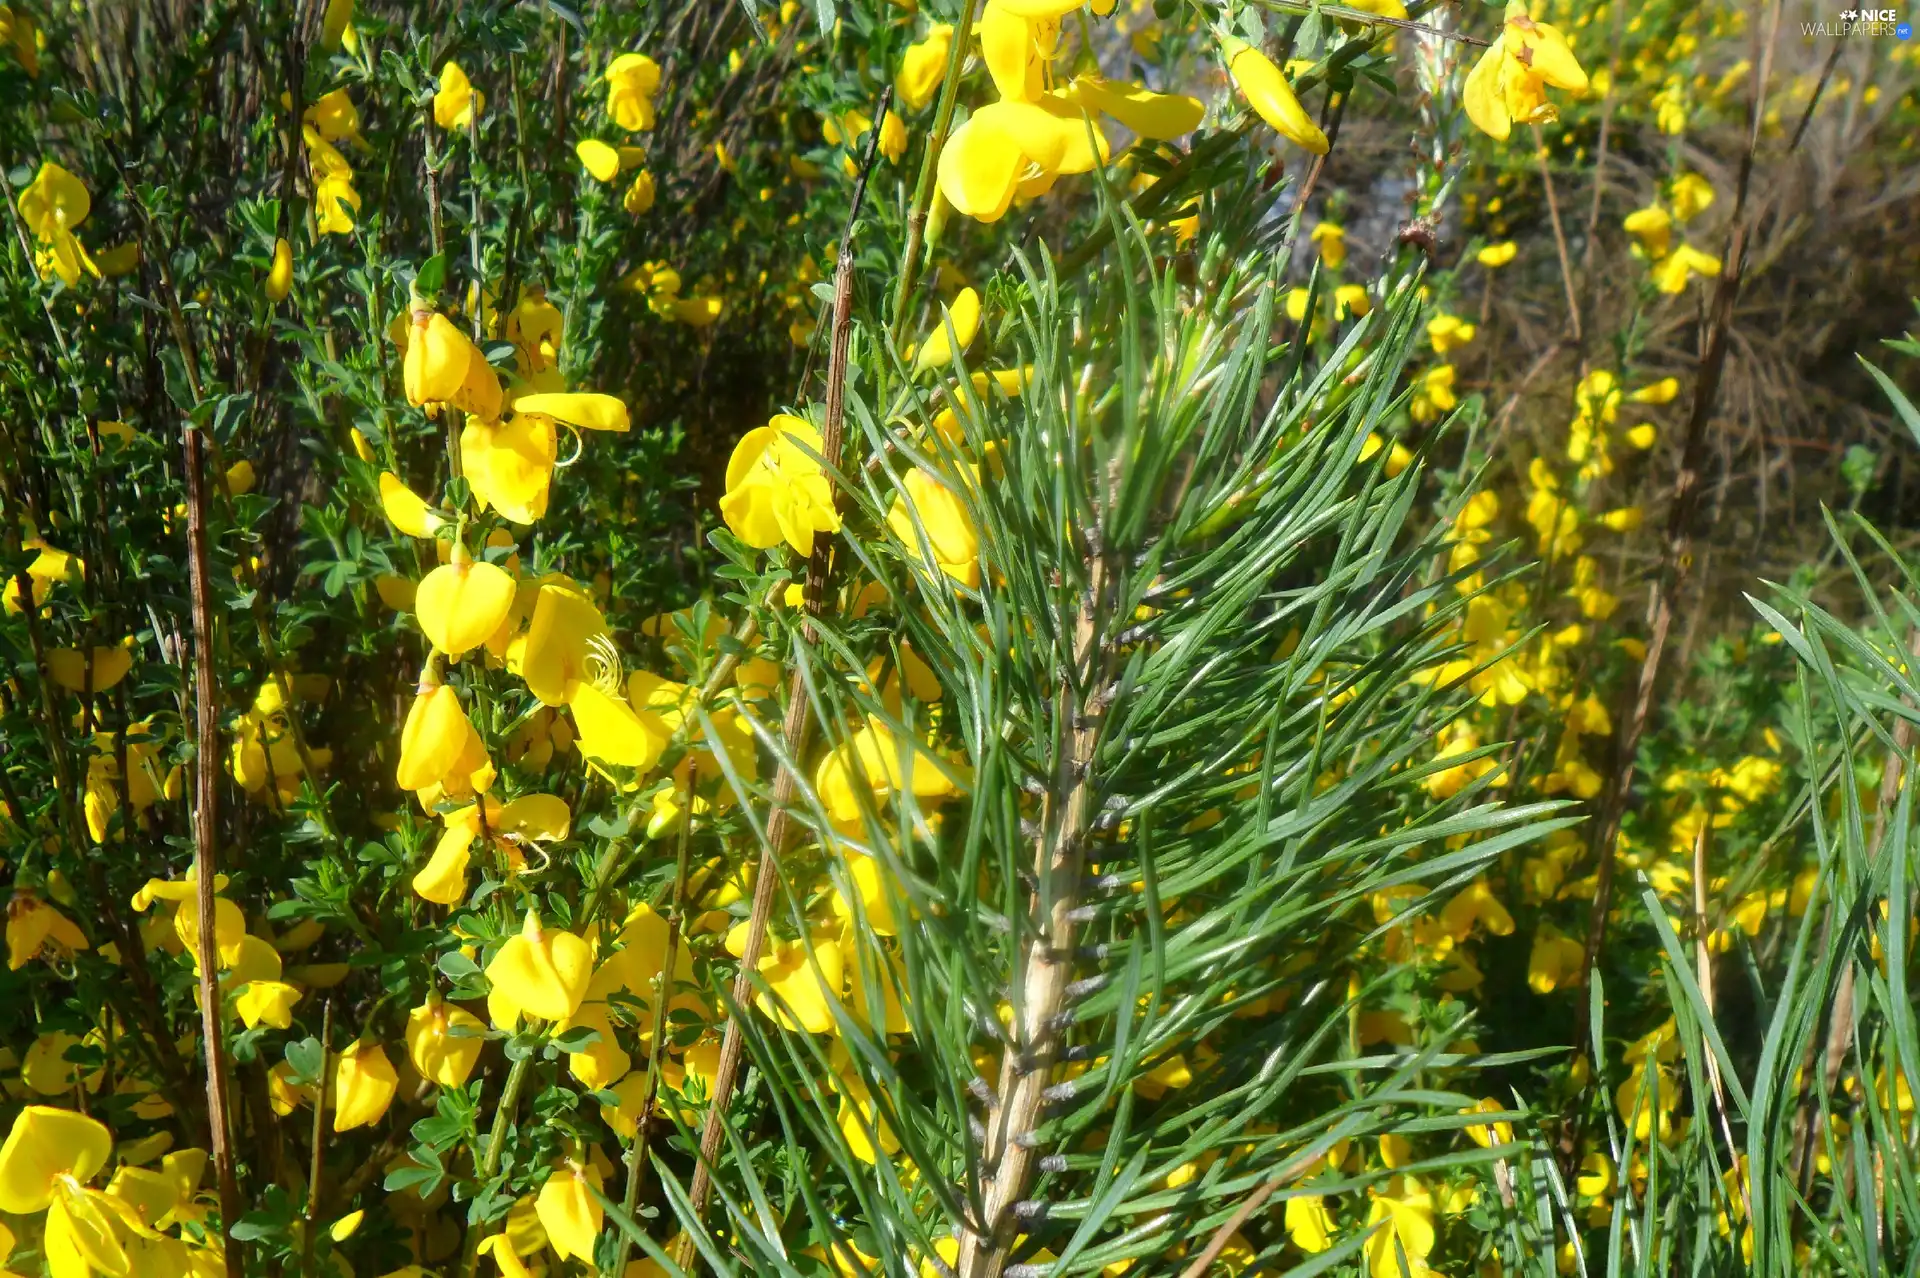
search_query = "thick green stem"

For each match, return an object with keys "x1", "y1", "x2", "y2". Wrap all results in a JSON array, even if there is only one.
[{"x1": 460, "y1": 1052, "x2": 534, "y2": 1278}]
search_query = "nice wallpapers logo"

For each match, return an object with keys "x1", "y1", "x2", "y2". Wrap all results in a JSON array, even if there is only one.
[{"x1": 1804, "y1": 7, "x2": 1914, "y2": 35}]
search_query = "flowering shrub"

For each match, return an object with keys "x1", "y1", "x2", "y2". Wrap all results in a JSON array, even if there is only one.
[{"x1": 0, "y1": 1, "x2": 1916, "y2": 1277}]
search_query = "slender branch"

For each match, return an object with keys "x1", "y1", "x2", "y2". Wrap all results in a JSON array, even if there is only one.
[
  {"x1": 301, "y1": 998, "x2": 333, "y2": 1276},
  {"x1": 459, "y1": 1053, "x2": 533, "y2": 1278},
  {"x1": 1530, "y1": 124, "x2": 1583, "y2": 344},
  {"x1": 185, "y1": 362, "x2": 246, "y2": 1278},
  {"x1": 1573, "y1": 0, "x2": 1784, "y2": 1042},
  {"x1": 678, "y1": 89, "x2": 891, "y2": 1266},
  {"x1": 1173, "y1": 1145, "x2": 1329, "y2": 1278},
  {"x1": 1578, "y1": 0, "x2": 1628, "y2": 279}
]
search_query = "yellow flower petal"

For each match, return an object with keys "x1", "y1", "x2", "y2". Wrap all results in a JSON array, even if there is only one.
[
  {"x1": 0, "y1": 1107, "x2": 114, "y2": 1212},
  {"x1": 380, "y1": 472, "x2": 443, "y2": 538},
  {"x1": 535, "y1": 1165, "x2": 604, "y2": 1262},
  {"x1": 577, "y1": 139, "x2": 621, "y2": 183},
  {"x1": 1222, "y1": 37, "x2": 1328, "y2": 153},
  {"x1": 332, "y1": 1041, "x2": 398, "y2": 1132},
  {"x1": 512, "y1": 392, "x2": 631, "y2": 432},
  {"x1": 416, "y1": 557, "x2": 517, "y2": 656},
  {"x1": 486, "y1": 911, "x2": 593, "y2": 1023},
  {"x1": 396, "y1": 685, "x2": 475, "y2": 792}
]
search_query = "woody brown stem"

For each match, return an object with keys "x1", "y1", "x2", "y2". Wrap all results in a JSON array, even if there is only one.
[
  {"x1": 185, "y1": 384, "x2": 246, "y2": 1278},
  {"x1": 1530, "y1": 125, "x2": 1583, "y2": 344},
  {"x1": 678, "y1": 89, "x2": 891, "y2": 1268},
  {"x1": 1573, "y1": 0, "x2": 1783, "y2": 1047}
]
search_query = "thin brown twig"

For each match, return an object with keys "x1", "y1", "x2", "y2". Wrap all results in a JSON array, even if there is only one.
[
  {"x1": 1531, "y1": 124, "x2": 1583, "y2": 344},
  {"x1": 1572, "y1": 0, "x2": 1785, "y2": 1054},
  {"x1": 677, "y1": 85, "x2": 892, "y2": 1268},
  {"x1": 185, "y1": 359, "x2": 246, "y2": 1278}
]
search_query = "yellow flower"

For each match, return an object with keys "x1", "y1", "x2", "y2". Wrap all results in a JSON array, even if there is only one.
[
  {"x1": 396, "y1": 683, "x2": 481, "y2": 793},
  {"x1": 537, "y1": 1164, "x2": 604, "y2": 1262},
  {"x1": 606, "y1": 53, "x2": 663, "y2": 131},
  {"x1": 1364, "y1": 1176, "x2": 1436, "y2": 1278},
  {"x1": 1285, "y1": 1194, "x2": 1335, "y2": 1252},
  {"x1": 1477, "y1": 240, "x2": 1517, "y2": 267},
  {"x1": 745, "y1": 931, "x2": 846, "y2": 1034},
  {"x1": 434, "y1": 60, "x2": 483, "y2": 129},
  {"x1": 912, "y1": 286, "x2": 981, "y2": 372},
  {"x1": 878, "y1": 110, "x2": 909, "y2": 163},
  {"x1": 413, "y1": 793, "x2": 570, "y2": 905},
  {"x1": 1438, "y1": 878, "x2": 1514, "y2": 940},
  {"x1": 512, "y1": 391, "x2": 632, "y2": 432},
  {"x1": 406, "y1": 999, "x2": 486, "y2": 1088},
  {"x1": 1071, "y1": 75, "x2": 1205, "y2": 139},
  {"x1": 1310, "y1": 222, "x2": 1347, "y2": 269},
  {"x1": 415, "y1": 550, "x2": 517, "y2": 657},
  {"x1": 719, "y1": 414, "x2": 842, "y2": 557},
  {"x1": 1463, "y1": 2, "x2": 1589, "y2": 142},
  {"x1": 45, "y1": 644, "x2": 134, "y2": 693},
  {"x1": 305, "y1": 87, "x2": 362, "y2": 143},
  {"x1": 570, "y1": 674, "x2": 673, "y2": 772},
  {"x1": 1670, "y1": 172, "x2": 1716, "y2": 221},
  {"x1": 936, "y1": 99, "x2": 1101, "y2": 223},
  {"x1": 487, "y1": 910, "x2": 593, "y2": 1024},
  {"x1": 1220, "y1": 36, "x2": 1328, "y2": 153},
  {"x1": 834, "y1": 1056, "x2": 900, "y2": 1162},
  {"x1": 1527, "y1": 923, "x2": 1585, "y2": 994},
  {"x1": 886, "y1": 467, "x2": 981, "y2": 587},
  {"x1": 624, "y1": 168, "x2": 656, "y2": 214},
  {"x1": 1651, "y1": 244, "x2": 1721, "y2": 293},
  {"x1": 314, "y1": 172, "x2": 362, "y2": 235},
  {"x1": 1, "y1": 5, "x2": 41, "y2": 77},
  {"x1": 265, "y1": 236, "x2": 293, "y2": 302},
  {"x1": 333, "y1": 1040, "x2": 398, "y2": 1131},
  {"x1": 379, "y1": 471, "x2": 443, "y2": 538},
  {"x1": 0, "y1": 1106, "x2": 113, "y2": 1211},
  {"x1": 577, "y1": 138, "x2": 623, "y2": 182},
  {"x1": 896, "y1": 24, "x2": 953, "y2": 110},
  {"x1": 1630, "y1": 376, "x2": 1680, "y2": 404},
  {"x1": 1622, "y1": 204, "x2": 1672, "y2": 259},
  {"x1": 19, "y1": 161, "x2": 94, "y2": 287},
  {"x1": 1410, "y1": 364, "x2": 1458, "y2": 424},
  {"x1": 1461, "y1": 1098, "x2": 1515, "y2": 1148},
  {"x1": 1325, "y1": 283, "x2": 1366, "y2": 319},
  {"x1": 6, "y1": 892, "x2": 90, "y2": 970},
  {"x1": 815, "y1": 718, "x2": 967, "y2": 824},
  {"x1": 1427, "y1": 313, "x2": 1477, "y2": 354},
  {"x1": 404, "y1": 310, "x2": 503, "y2": 420},
  {"x1": 462, "y1": 414, "x2": 558, "y2": 525}
]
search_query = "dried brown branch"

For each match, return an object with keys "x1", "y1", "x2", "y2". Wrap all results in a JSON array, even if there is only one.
[
  {"x1": 1573, "y1": 0, "x2": 1786, "y2": 1048},
  {"x1": 676, "y1": 87, "x2": 892, "y2": 1269}
]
